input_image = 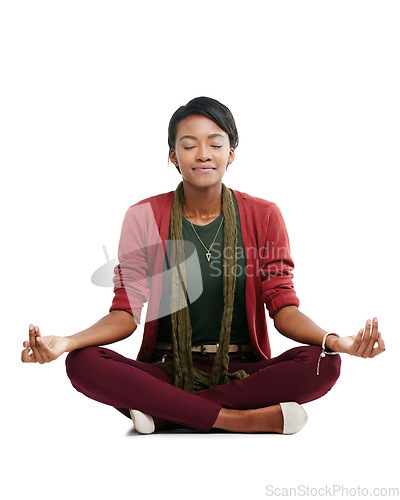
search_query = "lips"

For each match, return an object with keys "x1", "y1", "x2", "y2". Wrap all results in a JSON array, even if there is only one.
[{"x1": 193, "y1": 167, "x2": 216, "y2": 171}]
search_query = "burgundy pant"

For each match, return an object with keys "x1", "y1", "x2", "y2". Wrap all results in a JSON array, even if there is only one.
[{"x1": 65, "y1": 345, "x2": 341, "y2": 432}]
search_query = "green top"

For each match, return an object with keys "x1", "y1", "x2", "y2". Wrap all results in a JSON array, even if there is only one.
[{"x1": 156, "y1": 189, "x2": 250, "y2": 345}]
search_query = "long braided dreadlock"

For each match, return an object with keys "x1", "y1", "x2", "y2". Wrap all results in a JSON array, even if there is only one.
[{"x1": 154, "y1": 181, "x2": 249, "y2": 392}]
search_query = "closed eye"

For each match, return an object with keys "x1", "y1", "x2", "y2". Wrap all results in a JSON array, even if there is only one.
[{"x1": 183, "y1": 145, "x2": 223, "y2": 150}]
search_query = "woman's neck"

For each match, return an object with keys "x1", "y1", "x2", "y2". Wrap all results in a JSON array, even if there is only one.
[{"x1": 182, "y1": 181, "x2": 223, "y2": 222}]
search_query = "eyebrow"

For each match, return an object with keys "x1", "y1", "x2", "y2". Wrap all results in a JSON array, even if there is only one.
[{"x1": 179, "y1": 133, "x2": 226, "y2": 141}]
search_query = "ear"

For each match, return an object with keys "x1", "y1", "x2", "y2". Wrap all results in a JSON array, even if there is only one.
[
  {"x1": 169, "y1": 149, "x2": 181, "y2": 173},
  {"x1": 169, "y1": 149, "x2": 177, "y2": 164},
  {"x1": 228, "y1": 149, "x2": 235, "y2": 165}
]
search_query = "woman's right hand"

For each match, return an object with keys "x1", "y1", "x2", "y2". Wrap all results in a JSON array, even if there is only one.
[{"x1": 21, "y1": 324, "x2": 71, "y2": 364}]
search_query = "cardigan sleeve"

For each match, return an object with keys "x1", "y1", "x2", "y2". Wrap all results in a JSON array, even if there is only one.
[
  {"x1": 109, "y1": 204, "x2": 149, "y2": 325},
  {"x1": 259, "y1": 203, "x2": 300, "y2": 318}
]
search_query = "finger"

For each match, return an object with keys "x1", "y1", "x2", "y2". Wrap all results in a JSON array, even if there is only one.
[
  {"x1": 21, "y1": 347, "x2": 36, "y2": 363},
  {"x1": 33, "y1": 325, "x2": 46, "y2": 363},
  {"x1": 29, "y1": 324, "x2": 45, "y2": 364},
  {"x1": 370, "y1": 333, "x2": 386, "y2": 358},
  {"x1": 28, "y1": 324, "x2": 39, "y2": 359},
  {"x1": 21, "y1": 347, "x2": 29, "y2": 362},
  {"x1": 35, "y1": 336, "x2": 54, "y2": 362},
  {"x1": 348, "y1": 328, "x2": 364, "y2": 355},
  {"x1": 362, "y1": 317, "x2": 379, "y2": 358},
  {"x1": 355, "y1": 319, "x2": 372, "y2": 356},
  {"x1": 23, "y1": 340, "x2": 30, "y2": 348}
]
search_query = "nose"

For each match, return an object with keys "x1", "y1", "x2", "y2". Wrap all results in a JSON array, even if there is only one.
[{"x1": 196, "y1": 145, "x2": 212, "y2": 162}]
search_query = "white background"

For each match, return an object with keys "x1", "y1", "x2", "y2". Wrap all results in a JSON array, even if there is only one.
[{"x1": 1, "y1": 1, "x2": 399, "y2": 499}]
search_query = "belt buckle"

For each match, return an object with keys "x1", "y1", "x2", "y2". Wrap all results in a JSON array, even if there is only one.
[{"x1": 200, "y1": 343, "x2": 207, "y2": 355}]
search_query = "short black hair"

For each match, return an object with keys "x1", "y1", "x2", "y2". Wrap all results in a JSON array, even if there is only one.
[{"x1": 168, "y1": 96, "x2": 239, "y2": 172}]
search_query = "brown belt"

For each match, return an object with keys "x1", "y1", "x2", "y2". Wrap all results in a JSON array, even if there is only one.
[{"x1": 155, "y1": 342, "x2": 253, "y2": 354}]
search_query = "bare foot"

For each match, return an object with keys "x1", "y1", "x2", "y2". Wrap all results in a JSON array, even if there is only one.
[{"x1": 212, "y1": 404, "x2": 284, "y2": 433}]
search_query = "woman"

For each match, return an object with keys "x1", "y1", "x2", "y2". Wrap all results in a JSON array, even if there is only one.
[{"x1": 21, "y1": 96, "x2": 385, "y2": 435}]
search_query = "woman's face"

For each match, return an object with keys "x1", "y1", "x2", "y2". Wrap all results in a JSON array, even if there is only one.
[{"x1": 169, "y1": 114, "x2": 235, "y2": 189}]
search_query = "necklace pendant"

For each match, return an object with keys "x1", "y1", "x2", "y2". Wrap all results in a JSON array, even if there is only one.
[{"x1": 206, "y1": 251, "x2": 211, "y2": 262}]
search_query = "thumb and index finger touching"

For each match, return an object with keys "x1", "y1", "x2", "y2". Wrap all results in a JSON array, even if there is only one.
[{"x1": 21, "y1": 324, "x2": 45, "y2": 363}]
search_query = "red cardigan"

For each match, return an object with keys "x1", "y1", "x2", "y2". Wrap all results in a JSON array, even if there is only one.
[{"x1": 109, "y1": 188, "x2": 300, "y2": 361}]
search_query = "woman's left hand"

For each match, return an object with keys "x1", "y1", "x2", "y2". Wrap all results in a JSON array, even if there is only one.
[{"x1": 330, "y1": 317, "x2": 385, "y2": 358}]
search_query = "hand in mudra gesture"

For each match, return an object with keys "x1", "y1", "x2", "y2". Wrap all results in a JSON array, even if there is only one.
[
  {"x1": 21, "y1": 324, "x2": 70, "y2": 364},
  {"x1": 331, "y1": 317, "x2": 385, "y2": 358}
]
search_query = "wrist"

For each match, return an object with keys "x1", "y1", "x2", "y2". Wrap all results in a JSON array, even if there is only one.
[
  {"x1": 64, "y1": 336, "x2": 76, "y2": 352},
  {"x1": 325, "y1": 333, "x2": 340, "y2": 352}
]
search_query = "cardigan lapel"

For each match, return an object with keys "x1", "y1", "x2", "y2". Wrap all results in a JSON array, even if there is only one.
[{"x1": 231, "y1": 188, "x2": 259, "y2": 355}]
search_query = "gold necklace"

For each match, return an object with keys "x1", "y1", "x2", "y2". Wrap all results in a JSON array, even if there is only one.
[{"x1": 183, "y1": 205, "x2": 224, "y2": 262}]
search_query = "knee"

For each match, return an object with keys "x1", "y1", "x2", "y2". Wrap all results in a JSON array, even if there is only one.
[
  {"x1": 65, "y1": 346, "x2": 103, "y2": 383},
  {"x1": 297, "y1": 345, "x2": 341, "y2": 387},
  {"x1": 316, "y1": 352, "x2": 342, "y2": 398},
  {"x1": 299, "y1": 346, "x2": 341, "y2": 379},
  {"x1": 325, "y1": 352, "x2": 341, "y2": 384}
]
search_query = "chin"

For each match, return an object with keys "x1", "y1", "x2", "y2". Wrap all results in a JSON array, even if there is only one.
[{"x1": 184, "y1": 177, "x2": 224, "y2": 189}]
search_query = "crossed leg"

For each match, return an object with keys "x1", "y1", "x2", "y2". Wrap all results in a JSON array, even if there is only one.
[
  {"x1": 65, "y1": 345, "x2": 341, "y2": 433},
  {"x1": 195, "y1": 345, "x2": 341, "y2": 432}
]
